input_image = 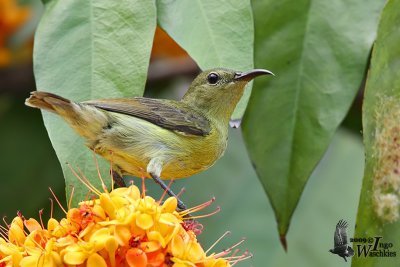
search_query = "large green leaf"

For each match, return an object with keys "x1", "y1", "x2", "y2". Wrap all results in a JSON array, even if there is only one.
[
  {"x1": 353, "y1": 0, "x2": 400, "y2": 266},
  {"x1": 156, "y1": 0, "x2": 254, "y2": 120},
  {"x1": 242, "y1": 0, "x2": 385, "y2": 245},
  {"x1": 33, "y1": 0, "x2": 156, "y2": 205},
  {"x1": 181, "y1": 129, "x2": 364, "y2": 266}
]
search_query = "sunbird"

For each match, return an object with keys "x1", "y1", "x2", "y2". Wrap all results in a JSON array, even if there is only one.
[{"x1": 26, "y1": 68, "x2": 273, "y2": 209}]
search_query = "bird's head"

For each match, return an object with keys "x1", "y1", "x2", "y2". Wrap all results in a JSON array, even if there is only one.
[{"x1": 182, "y1": 68, "x2": 273, "y2": 123}]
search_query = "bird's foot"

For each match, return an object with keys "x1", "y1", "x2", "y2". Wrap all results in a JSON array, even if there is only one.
[
  {"x1": 150, "y1": 174, "x2": 187, "y2": 210},
  {"x1": 112, "y1": 170, "x2": 126, "y2": 188}
]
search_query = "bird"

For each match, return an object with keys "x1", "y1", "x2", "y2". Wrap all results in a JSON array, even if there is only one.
[
  {"x1": 329, "y1": 219, "x2": 354, "y2": 262},
  {"x1": 26, "y1": 68, "x2": 273, "y2": 209}
]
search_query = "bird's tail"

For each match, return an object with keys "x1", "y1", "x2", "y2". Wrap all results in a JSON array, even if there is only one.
[
  {"x1": 348, "y1": 246, "x2": 355, "y2": 256},
  {"x1": 25, "y1": 91, "x2": 73, "y2": 114},
  {"x1": 25, "y1": 91, "x2": 108, "y2": 141}
]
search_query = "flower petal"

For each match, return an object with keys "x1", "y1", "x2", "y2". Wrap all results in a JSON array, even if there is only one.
[
  {"x1": 136, "y1": 213, "x2": 153, "y2": 230},
  {"x1": 187, "y1": 241, "x2": 205, "y2": 262},
  {"x1": 126, "y1": 248, "x2": 147, "y2": 267},
  {"x1": 19, "y1": 255, "x2": 37, "y2": 267},
  {"x1": 162, "y1": 197, "x2": 177, "y2": 213},
  {"x1": 87, "y1": 253, "x2": 107, "y2": 267},
  {"x1": 63, "y1": 251, "x2": 88, "y2": 265},
  {"x1": 24, "y1": 218, "x2": 42, "y2": 233},
  {"x1": 147, "y1": 231, "x2": 166, "y2": 248},
  {"x1": 89, "y1": 227, "x2": 110, "y2": 251},
  {"x1": 139, "y1": 240, "x2": 161, "y2": 253},
  {"x1": 47, "y1": 218, "x2": 59, "y2": 233},
  {"x1": 171, "y1": 234, "x2": 185, "y2": 258},
  {"x1": 100, "y1": 193, "x2": 116, "y2": 219},
  {"x1": 147, "y1": 250, "x2": 165, "y2": 266},
  {"x1": 114, "y1": 225, "x2": 131, "y2": 246},
  {"x1": 105, "y1": 237, "x2": 118, "y2": 267},
  {"x1": 159, "y1": 213, "x2": 181, "y2": 225},
  {"x1": 8, "y1": 222, "x2": 25, "y2": 245}
]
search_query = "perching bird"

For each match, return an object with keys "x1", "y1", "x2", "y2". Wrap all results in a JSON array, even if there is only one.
[
  {"x1": 329, "y1": 219, "x2": 354, "y2": 262},
  {"x1": 26, "y1": 68, "x2": 273, "y2": 209}
]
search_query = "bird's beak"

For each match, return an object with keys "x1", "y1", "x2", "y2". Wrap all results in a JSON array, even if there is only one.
[{"x1": 234, "y1": 69, "x2": 274, "y2": 81}]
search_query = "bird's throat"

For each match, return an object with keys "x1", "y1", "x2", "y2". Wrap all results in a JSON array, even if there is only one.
[{"x1": 183, "y1": 83, "x2": 246, "y2": 126}]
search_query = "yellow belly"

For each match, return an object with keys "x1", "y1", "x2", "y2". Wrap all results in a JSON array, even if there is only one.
[{"x1": 93, "y1": 113, "x2": 227, "y2": 179}]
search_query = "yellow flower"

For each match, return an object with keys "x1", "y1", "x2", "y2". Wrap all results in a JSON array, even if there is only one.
[
  {"x1": 0, "y1": 237, "x2": 23, "y2": 266},
  {"x1": 7, "y1": 217, "x2": 25, "y2": 246},
  {"x1": 0, "y1": 168, "x2": 249, "y2": 267},
  {"x1": 20, "y1": 238, "x2": 62, "y2": 267}
]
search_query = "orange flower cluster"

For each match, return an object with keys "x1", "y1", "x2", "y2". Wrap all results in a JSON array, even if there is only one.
[
  {"x1": 0, "y1": 0, "x2": 31, "y2": 66},
  {"x1": 0, "y1": 178, "x2": 248, "y2": 267}
]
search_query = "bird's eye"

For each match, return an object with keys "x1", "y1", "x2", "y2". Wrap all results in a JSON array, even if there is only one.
[{"x1": 207, "y1": 73, "x2": 219, "y2": 85}]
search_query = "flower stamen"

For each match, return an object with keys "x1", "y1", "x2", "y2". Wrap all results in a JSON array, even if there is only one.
[
  {"x1": 141, "y1": 175, "x2": 146, "y2": 198},
  {"x1": 184, "y1": 206, "x2": 221, "y2": 220},
  {"x1": 158, "y1": 180, "x2": 174, "y2": 204},
  {"x1": 66, "y1": 163, "x2": 101, "y2": 196},
  {"x1": 0, "y1": 224, "x2": 9, "y2": 241},
  {"x1": 91, "y1": 151, "x2": 108, "y2": 193},
  {"x1": 215, "y1": 238, "x2": 246, "y2": 258},
  {"x1": 109, "y1": 152, "x2": 115, "y2": 191},
  {"x1": 180, "y1": 197, "x2": 216, "y2": 217},
  {"x1": 49, "y1": 187, "x2": 67, "y2": 215},
  {"x1": 76, "y1": 167, "x2": 102, "y2": 196},
  {"x1": 230, "y1": 250, "x2": 252, "y2": 266},
  {"x1": 1, "y1": 217, "x2": 9, "y2": 229},
  {"x1": 230, "y1": 248, "x2": 240, "y2": 258},
  {"x1": 182, "y1": 220, "x2": 204, "y2": 235},
  {"x1": 49, "y1": 198, "x2": 54, "y2": 218},
  {"x1": 68, "y1": 185, "x2": 75, "y2": 210},
  {"x1": 39, "y1": 209, "x2": 45, "y2": 229},
  {"x1": 176, "y1": 187, "x2": 186, "y2": 198},
  {"x1": 16, "y1": 211, "x2": 24, "y2": 220},
  {"x1": 206, "y1": 231, "x2": 231, "y2": 254}
]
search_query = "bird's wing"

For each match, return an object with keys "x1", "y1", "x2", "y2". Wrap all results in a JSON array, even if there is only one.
[
  {"x1": 84, "y1": 97, "x2": 211, "y2": 136},
  {"x1": 334, "y1": 220, "x2": 349, "y2": 248}
]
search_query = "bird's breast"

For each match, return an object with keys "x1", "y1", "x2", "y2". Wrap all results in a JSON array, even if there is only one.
[
  {"x1": 92, "y1": 114, "x2": 228, "y2": 179},
  {"x1": 161, "y1": 126, "x2": 228, "y2": 178}
]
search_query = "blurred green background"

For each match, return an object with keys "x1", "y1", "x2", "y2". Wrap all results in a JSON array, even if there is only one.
[{"x1": 0, "y1": 0, "x2": 365, "y2": 266}]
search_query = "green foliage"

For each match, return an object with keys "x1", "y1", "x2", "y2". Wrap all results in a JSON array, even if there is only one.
[
  {"x1": 242, "y1": 0, "x2": 385, "y2": 239},
  {"x1": 353, "y1": 0, "x2": 400, "y2": 266},
  {"x1": 31, "y1": 0, "x2": 400, "y2": 261},
  {"x1": 171, "y1": 129, "x2": 362, "y2": 266},
  {"x1": 34, "y1": 0, "x2": 157, "y2": 205},
  {"x1": 156, "y1": 0, "x2": 254, "y2": 119}
]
